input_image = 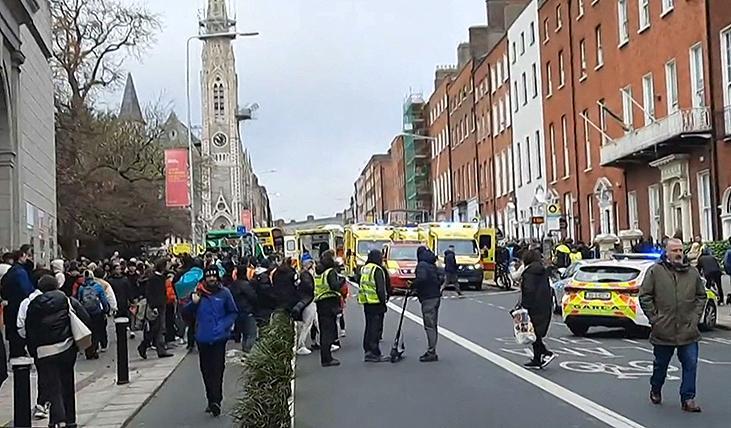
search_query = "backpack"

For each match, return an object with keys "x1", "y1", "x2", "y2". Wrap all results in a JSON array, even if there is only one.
[
  {"x1": 174, "y1": 267, "x2": 203, "y2": 300},
  {"x1": 81, "y1": 284, "x2": 103, "y2": 316}
]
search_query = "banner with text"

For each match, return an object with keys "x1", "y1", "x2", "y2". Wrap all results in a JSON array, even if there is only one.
[
  {"x1": 241, "y1": 209, "x2": 253, "y2": 231},
  {"x1": 164, "y1": 148, "x2": 190, "y2": 207}
]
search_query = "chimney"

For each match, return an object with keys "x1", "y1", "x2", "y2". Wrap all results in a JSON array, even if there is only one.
[
  {"x1": 434, "y1": 65, "x2": 457, "y2": 90},
  {"x1": 457, "y1": 43, "x2": 471, "y2": 68},
  {"x1": 307, "y1": 215, "x2": 315, "y2": 221},
  {"x1": 486, "y1": 0, "x2": 507, "y2": 30}
]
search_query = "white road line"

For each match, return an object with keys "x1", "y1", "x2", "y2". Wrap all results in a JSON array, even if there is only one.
[
  {"x1": 496, "y1": 305, "x2": 507, "y2": 310},
  {"x1": 622, "y1": 339, "x2": 640, "y2": 345},
  {"x1": 386, "y1": 300, "x2": 646, "y2": 428}
]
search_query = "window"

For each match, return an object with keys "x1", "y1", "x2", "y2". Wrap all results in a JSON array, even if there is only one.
[
  {"x1": 649, "y1": 184, "x2": 661, "y2": 241},
  {"x1": 561, "y1": 115, "x2": 570, "y2": 178},
  {"x1": 508, "y1": 147, "x2": 514, "y2": 192},
  {"x1": 492, "y1": 104, "x2": 498, "y2": 135},
  {"x1": 595, "y1": 25, "x2": 604, "y2": 67},
  {"x1": 212, "y1": 78, "x2": 225, "y2": 121},
  {"x1": 578, "y1": 0, "x2": 585, "y2": 17},
  {"x1": 512, "y1": 42, "x2": 517, "y2": 63},
  {"x1": 549, "y1": 123, "x2": 557, "y2": 182},
  {"x1": 535, "y1": 131, "x2": 543, "y2": 179},
  {"x1": 628, "y1": 191, "x2": 639, "y2": 229},
  {"x1": 506, "y1": 96, "x2": 512, "y2": 127},
  {"x1": 698, "y1": 170, "x2": 713, "y2": 241},
  {"x1": 588, "y1": 194, "x2": 596, "y2": 241},
  {"x1": 665, "y1": 59, "x2": 679, "y2": 114},
  {"x1": 543, "y1": 18, "x2": 550, "y2": 43},
  {"x1": 639, "y1": 0, "x2": 650, "y2": 31},
  {"x1": 520, "y1": 32, "x2": 526, "y2": 55},
  {"x1": 722, "y1": 29, "x2": 731, "y2": 132},
  {"x1": 516, "y1": 141, "x2": 523, "y2": 187},
  {"x1": 618, "y1": 0, "x2": 629, "y2": 45},
  {"x1": 564, "y1": 193, "x2": 574, "y2": 240},
  {"x1": 579, "y1": 39, "x2": 587, "y2": 78},
  {"x1": 529, "y1": 22, "x2": 536, "y2": 45},
  {"x1": 583, "y1": 109, "x2": 592, "y2": 169},
  {"x1": 531, "y1": 63, "x2": 538, "y2": 98},
  {"x1": 525, "y1": 136, "x2": 532, "y2": 182},
  {"x1": 622, "y1": 85, "x2": 633, "y2": 132},
  {"x1": 514, "y1": 81, "x2": 519, "y2": 112},
  {"x1": 491, "y1": 68, "x2": 497, "y2": 93},
  {"x1": 497, "y1": 61, "x2": 503, "y2": 85},
  {"x1": 598, "y1": 98, "x2": 608, "y2": 145},
  {"x1": 690, "y1": 44, "x2": 705, "y2": 108},
  {"x1": 546, "y1": 61, "x2": 553, "y2": 97},
  {"x1": 662, "y1": 0, "x2": 674, "y2": 15},
  {"x1": 642, "y1": 73, "x2": 655, "y2": 125},
  {"x1": 558, "y1": 50, "x2": 565, "y2": 86},
  {"x1": 521, "y1": 72, "x2": 528, "y2": 105},
  {"x1": 503, "y1": 55, "x2": 509, "y2": 82},
  {"x1": 501, "y1": 152, "x2": 508, "y2": 195},
  {"x1": 556, "y1": 4, "x2": 563, "y2": 31},
  {"x1": 499, "y1": 99, "x2": 505, "y2": 132}
]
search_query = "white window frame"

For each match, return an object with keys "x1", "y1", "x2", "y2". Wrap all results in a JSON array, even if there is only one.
[
  {"x1": 579, "y1": 39, "x2": 587, "y2": 79},
  {"x1": 514, "y1": 81, "x2": 519, "y2": 112},
  {"x1": 628, "y1": 191, "x2": 639, "y2": 229},
  {"x1": 595, "y1": 25, "x2": 604, "y2": 68},
  {"x1": 516, "y1": 141, "x2": 523, "y2": 187},
  {"x1": 556, "y1": 4, "x2": 563, "y2": 31},
  {"x1": 661, "y1": 0, "x2": 674, "y2": 16},
  {"x1": 508, "y1": 147, "x2": 514, "y2": 192},
  {"x1": 638, "y1": 0, "x2": 650, "y2": 32},
  {"x1": 525, "y1": 135, "x2": 532, "y2": 182},
  {"x1": 665, "y1": 59, "x2": 679, "y2": 114},
  {"x1": 583, "y1": 109, "x2": 592, "y2": 170},
  {"x1": 512, "y1": 42, "x2": 517, "y2": 63},
  {"x1": 546, "y1": 61, "x2": 553, "y2": 97},
  {"x1": 618, "y1": 0, "x2": 629, "y2": 46},
  {"x1": 535, "y1": 130, "x2": 543, "y2": 179},
  {"x1": 503, "y1": 54, "x2": 509, "y2": 82},
  {"x1": 562, "y1": 115, "x2": 570, "y2": 178},
  {"x1": 697, "y1": 170, "x2": 713, "y2": 241},
  {"x1": 598, "y1": 98, "x2": 608, "y2": 145},
  {"x1": 529, "y1": 22, "x2": 536, "y2": 45},
  {"x1": 491, "y1": 68, "x2": 497, "y2": 93},
  {"x1": 588, "y1": 194, "x2": 596, "y2": 241},
  {"x1": 492, "y1": 105, "x2": 498, "y2": 135},
  {"x1": 721, "y1": 28, "x2": 731, "y2": 133},
  {"x1": 558, "y1": 50, "x2": 566, "y2": 87},
  {"x1": 549, "y1": 123, "x2": 557, "y2": 182},
  {"x1": 499, "y1": 99, "x2": 506, "y2": 132},
  {"x1": 501, "y1": 152, "x2": 508, "y2": 196},
  {"x1": 520, "y1": 32, "x2": 526, "y2": 55},
  {"x1": 578, "y1": 0, "x2": 585, "y2": 18},
  {"x1": 521, "y1": 72, "x2": 528, "y2": 105},
  {"x1": 642, "y1": 73, "x2": 655, "y2": 125},
  {"x1": 531, "y1": 63, "x2": 538, "y2": 98},
  {"x1": 622, "y1": 85, "x2": 634, "y2": 132},
  {"x1": 648, "y1": 184, "x2": 662, "y2": 241},
  {"x1": 690, "y1": 43, "x2": 705, "y2": 108}
]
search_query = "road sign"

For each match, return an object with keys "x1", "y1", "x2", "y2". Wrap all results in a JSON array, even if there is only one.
[
  {"x1": 546, "y1": 203, "x2": 562, "y2": 218},
  {"x1": 531, "y1": 216, "x2": 545, "y2": 225},
  {"x1": 236, "y1": 225, "x2": 247, "y2": 236}
]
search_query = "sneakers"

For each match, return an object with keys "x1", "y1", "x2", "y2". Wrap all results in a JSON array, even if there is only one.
[
  {"x1": 540, "y1": 353, "x2": 556, "y2": 368},
  {"x1": 523, "y1": 360, "x2": 542, "y2": 369},
  {"x1": 99, "y1": 346, "x2": 108, "y2": 353},
  {"x1": 419, "y1": 352, "x2": 439, "y2": 362},
  {"x1": 209, "y1": 402, "x2": 222, "y2": 417},
  {"x1": 33, "y1": 403, "x2": 49, "y2": 420},
  {"x1": 296, "y1": 347, "x2": 312, "y2": 356},
  {"x1": 330, "y1": 344, "x2": 341, "y2": 352},
  {"x1": 321, "y1": 358, "x2": 341, "y2": 367}
]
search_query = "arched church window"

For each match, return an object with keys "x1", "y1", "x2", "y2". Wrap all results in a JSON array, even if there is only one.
[{"x1": 213, "y1": 77, "x2": 225, "y2": 121}]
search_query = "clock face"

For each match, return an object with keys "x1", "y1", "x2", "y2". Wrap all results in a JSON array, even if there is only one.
[{"x1": 213, "y1": 133, "x2": 228, "y2": 148}]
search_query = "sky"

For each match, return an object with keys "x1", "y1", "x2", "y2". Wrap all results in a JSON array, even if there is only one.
[{"x1": 122, "y1": 0, "x2": 488, "y2": 221}]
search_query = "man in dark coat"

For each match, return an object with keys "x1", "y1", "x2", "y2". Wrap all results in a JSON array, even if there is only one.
[
  {"x1": 414, "y1": 246, "x2": 441, "y2": 362},
  {"x1": 442, "y1": 245, "x2": 463, "y2": 297},
  {"x1": 229, "y1": 265, "x2": 258, "y2": 353},
  {"x1": 639, "y1": 238, "x2": 706, "y2": 413},
  {"x1": 520, "y1": 249, "x2": 554, "y2": 369},
  {"x1": 137, "y1": 259, "x2": 173, "y2": 359},
  {"x1": 1, "y1": 244, "x2": 35, "y2": 358},
  {"x1": 696, "y1": 248, "x2": 723, "y2": 305},
  {"x1": 357, "y1": 250, "x2": 390, "y2": 362},
  {"x1": 108, "y1": 264, "x2": 134, "y2": 318}
]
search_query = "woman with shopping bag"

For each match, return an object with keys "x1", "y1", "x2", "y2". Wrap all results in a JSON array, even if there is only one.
[
  {"x1": 17, "y1": 274, "x2": 91, "y2": 428},
  {"x1": 519, "y1": 249, "x2": 555, "y2": 369}
]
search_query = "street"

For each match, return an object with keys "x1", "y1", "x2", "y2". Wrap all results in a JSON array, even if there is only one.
[{"x1": 295, "y1": 286, "x2": 731, "y2": 428}]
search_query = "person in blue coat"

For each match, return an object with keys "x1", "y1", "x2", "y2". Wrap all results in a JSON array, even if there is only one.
[
  {"x1": 0, "y1": 245, "x2": 36, "y2": 358},
  {"x1": 184, "y1": 265, "x2": 238, "y2": 417}
]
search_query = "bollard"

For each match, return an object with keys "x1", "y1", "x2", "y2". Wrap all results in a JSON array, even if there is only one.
[
  {"x1": 10, "y1": 356, "x2": 33, "y2": 428},
  {"x1": 115, "y1": 317, "x2": 130, "y2": 385}
]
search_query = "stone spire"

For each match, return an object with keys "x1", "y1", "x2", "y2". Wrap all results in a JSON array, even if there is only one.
[
  {"x1": 201, "y1": 0, "x2": 235, "y2": 34},
  {"x1": 119, "y1": 73, "x2": 144, "y2": 123}
]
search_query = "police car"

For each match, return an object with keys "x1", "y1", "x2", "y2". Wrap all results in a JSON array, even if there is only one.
[{"x1": 561, "y1": 254, "x2": 719, "y2": 337}]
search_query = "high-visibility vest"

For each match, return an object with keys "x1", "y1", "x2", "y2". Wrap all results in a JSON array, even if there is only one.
[
  {"x1": 569, "y1": 251, "x2": 583, "y2": 263},
  {"x1": 314, "y1": 268, "x2": 340, "y2": 302},
  {"x1": 358, "y1": 263, "x2": 381, "y2": 304}
]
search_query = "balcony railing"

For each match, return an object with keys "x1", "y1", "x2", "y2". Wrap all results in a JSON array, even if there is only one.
[{"x1": 600, "y1": 107, "x2": 711, "y2": 166}]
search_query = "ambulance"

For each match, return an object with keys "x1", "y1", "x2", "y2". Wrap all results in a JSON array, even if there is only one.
[
  {"x1": 418, "y1": 223, "x2": 495, "y2": 290},
  {"x1": 344, "y1": 224, "x2": 394, "y2": 278}
]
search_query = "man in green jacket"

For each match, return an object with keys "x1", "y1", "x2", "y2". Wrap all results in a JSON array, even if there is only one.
[{"x1": 639, "y1": 238, "x2": 706, "y2": 413}]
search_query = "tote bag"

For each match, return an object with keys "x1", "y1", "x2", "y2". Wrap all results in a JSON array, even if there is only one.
[{"x1": 68, "y1": 299, "x2": 92, "y2": 350}]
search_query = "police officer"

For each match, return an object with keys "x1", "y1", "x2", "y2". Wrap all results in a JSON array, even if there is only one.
[
  {"x1": 358, "y1": 249, "x2": 391, "y2": 363},
  {"x1": 314, "y1": 250, "x2": 344, "y2": 367}
]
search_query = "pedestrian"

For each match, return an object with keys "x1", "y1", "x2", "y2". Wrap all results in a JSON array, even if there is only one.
[
  {"x1": 687, "y1": 240, "x2": 702, "y2": 268},
  {"x1": 51, "y1": 259, "x2": 65, "y2": 289},
  {"x1": 183, "y1": 266, "x2": 238, "y2": 417},
  {"x1": 697, "y1": 248, "x2": 723, "y2": 305},
  {"x1": 292, "y1": 259, "x2": 317, "y2": 356},
  {"x1": 78, "y1": 271, "x2": 110, "y2": 359},
  {"x1": 639, "y1": 238, "x2": 706, "y2": 413},
  {"x1": 271, "y1": 258, "x2": 300, "y2": 312},
  {"x1": 108, "y1": 264, "x2": 134, "y2": 318},
  {"x1": 164, "y1": 272, "x2": 178, "y2": 344},
  {"x1": 17, "y1": 275, "x2": 90, "y2": 428},
  {"x1": 314, "y1": 250, "x2": 344, "y2": 367},
  {"x1": 442, "y1": 244, "x2": 463, "y2": 297},
  {"x1": 0, "y1": 244, "x2": 35, "y2": 358},
  {"x1": 92, "y1": 267, "x2": 117, "y2": 353},
  {"x1": 0, "y1": 253, "x2": 9, "y2": 389},
  {"x1": 413, "y1": 246, "x2": 441, "y2": 362},
  {"x1": 229, "y1": 264, "x2": 258, "y2": 353},
  {"x1": 137, "y1": 258, "x2": 173, "y2": 359},
  {"x1": 358, "y1": 249, "x2": 390, "y2": 363},
  {"x1": 519, "y1": 249, "x2": 555, "y2": 369}
]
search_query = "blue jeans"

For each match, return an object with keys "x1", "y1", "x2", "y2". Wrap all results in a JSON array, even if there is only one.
[{"x1": 651, "y1": 342, "x2": 699, "y2": 401}]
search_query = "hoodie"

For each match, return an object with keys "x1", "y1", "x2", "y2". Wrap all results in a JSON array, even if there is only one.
[
  {"x1": 51, "y1": 259, "x2": 65, "y2": 289},
  {"x1": 413, "y1": 247, "x2": 441, "y2": 302}
]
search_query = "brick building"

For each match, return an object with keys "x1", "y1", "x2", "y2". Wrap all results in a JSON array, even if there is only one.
[
  {"x1": 427, "y1": 67, "x2": 456, "y2": 220},
  {"x1": 356, "y1": 154, "x2": 392, "y2": 223}
]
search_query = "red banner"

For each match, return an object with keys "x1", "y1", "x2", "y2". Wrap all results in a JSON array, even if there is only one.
[
  {"x1": 164, "y1": 149, "x2": 190, "y2": 207},
  {"x1": 241, "y1": 209, "x2": 253, "y2": 230}
]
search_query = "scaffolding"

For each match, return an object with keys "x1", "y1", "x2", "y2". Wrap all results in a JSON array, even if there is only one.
[{"x1": 402, "y1": 92, "x2": 431, "y2": 213}]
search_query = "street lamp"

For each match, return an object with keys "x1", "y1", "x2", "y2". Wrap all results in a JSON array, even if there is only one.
[
  {"x1": 185, "y1": 31, "x2": 260, "y2": 247},
  {"x1": 396, "y1": 133, "x2": 440, "y2": 221}
]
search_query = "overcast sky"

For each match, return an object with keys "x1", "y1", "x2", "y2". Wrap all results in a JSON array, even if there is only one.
[{"x1": 122, "y1": 0, "x2": 487, "y2": 221}]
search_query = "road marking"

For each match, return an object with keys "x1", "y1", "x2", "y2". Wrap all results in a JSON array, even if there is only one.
[
  {"x1": 622, "y1": 339, "x2": 640, "y2": 345},
  {"x1": 496, "y1": 305, "x2": 507, "y2": 310},
  {"x1": 385, "y1": 300, "x2": 646, "y2": 428}
]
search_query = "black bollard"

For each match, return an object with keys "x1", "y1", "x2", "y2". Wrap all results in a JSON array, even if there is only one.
[
  {"x1": 10, "y1": 356, "x2": 33, "y2": 428},
  {"x1": 115, "y1": 317, "x2": 130, "y2": 385}
]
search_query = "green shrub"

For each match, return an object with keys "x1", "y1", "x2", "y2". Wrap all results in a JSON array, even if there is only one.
[
  {"x1": 705, "y1": 240, "x2": 731, "y2": 263},
  {"x1": 233, "y1": 311, "x2": 295, "y2": 428}
]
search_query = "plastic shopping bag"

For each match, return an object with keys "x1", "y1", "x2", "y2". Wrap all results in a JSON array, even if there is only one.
[{"x1": 510, "y1": 308, "x2": 536, "y2": 345}]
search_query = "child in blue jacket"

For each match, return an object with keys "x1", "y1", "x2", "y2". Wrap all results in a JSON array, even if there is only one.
[{"x1": 183, "y1": 266, "x2": 238, "y2": 417}]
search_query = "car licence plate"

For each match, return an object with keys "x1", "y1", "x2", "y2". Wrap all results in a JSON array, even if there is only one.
[
  {"x1": 458, "y1": 278, "x2": 469, "y2": 283},
  {"x1": 585, "y1": 291, "x2": 611, "y2": 300}
]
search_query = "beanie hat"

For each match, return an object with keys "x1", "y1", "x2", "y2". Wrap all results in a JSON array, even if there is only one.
[{"x1": 204, "y1": 266, "x2": 220, "y2": 279}]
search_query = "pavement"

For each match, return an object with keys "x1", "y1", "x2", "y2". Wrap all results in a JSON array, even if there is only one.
[
  {"x1": 1, "y1": 323, "x2": 186, "y2": 428},
  {"x1": 295, "y1": 285, "x2": 731, "y2": 428}
]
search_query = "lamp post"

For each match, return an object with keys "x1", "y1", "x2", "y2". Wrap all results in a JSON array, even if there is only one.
[
  {"x1": 396, "y1": 133, "x2": 439, "y2": 221},
  {"x1": 185, "y1": 31, "x2": 259, "y2": 247}
]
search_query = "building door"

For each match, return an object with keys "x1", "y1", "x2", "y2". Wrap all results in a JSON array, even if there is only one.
[{"x1": 648, "y1": 185, "x2": 662, "y2": 241}]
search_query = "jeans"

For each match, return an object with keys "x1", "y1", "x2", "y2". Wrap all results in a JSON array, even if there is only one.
[
  {"x1": 35, "y1": 347, "x2": 77, "y2": 427},
  {"x1": 316, "y1": 298, "x2": 340, "y2": 364},
  {"x1": 651, "y1": 342, "x2": 699, "y2": 402},
  {"x1": 198, "y1": 341, "x2": 227, "y2": 405},
  {"x1": 363, "y1": 305, "x2": 385, "y2": 357},
  {"x1": 236, "y1": 313, "x2": 258, "y2": 353},
  {"x1": 296, "y1": 303, "x2": 317, "y2": 351},
  {"x1": 420, "y1": 297, "x2": 441, "y2": 353},
  {"x1": 141, "y1": 306, "x2": 167, "y2": 356}
]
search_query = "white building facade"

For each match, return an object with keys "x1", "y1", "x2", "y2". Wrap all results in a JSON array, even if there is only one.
[{"x1": 508, "y1": 0, "x2": 547, "y2": 240}]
